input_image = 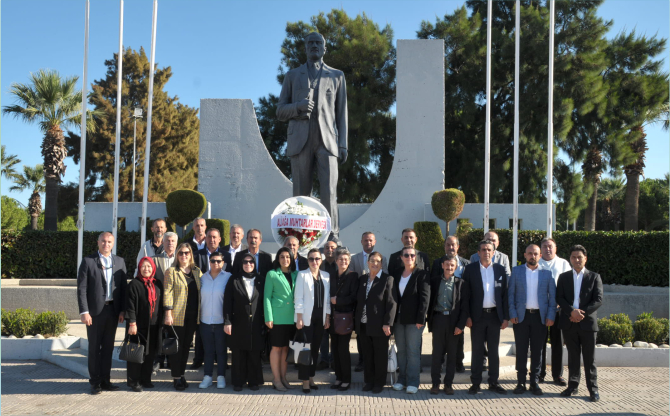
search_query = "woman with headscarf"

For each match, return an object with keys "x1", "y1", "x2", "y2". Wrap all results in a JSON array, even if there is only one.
[
  {"x1": 125, "y1": 256, "x2": 163, "y2": 392},
  {"x1": 224, "y1": 252, "x2": 266, "y2": 391}
]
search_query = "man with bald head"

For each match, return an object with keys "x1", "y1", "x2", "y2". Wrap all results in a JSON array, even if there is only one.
[
  {"x1": 469, "y1": 231, "x2": 511, "y2": 277},
  {"x1": 277, "y1": 31, "x2": 348, "y2": 239}
]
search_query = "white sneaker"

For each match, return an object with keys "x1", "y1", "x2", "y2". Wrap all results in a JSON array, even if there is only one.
[
  {"x1": 199, "y1": 375, "x2": 213, "y2": 389},
  {"x1": 406, "y1": 386, "x2": 418, "y2": 394},
  {"x1": 217, "y1": 376, "x2": 226, "y2": 389},
  {"x1": 392, "y1": 383, "x2": 405, "y2": 391}
]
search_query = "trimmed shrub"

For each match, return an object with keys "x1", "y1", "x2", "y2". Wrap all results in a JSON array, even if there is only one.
[
  {"x1": 165, "y1": 190, "x2": 207, "y2": 229},
  {"x1": 414, "y1": 221, "x2": 444, "y2": 262},
  {"x1": 633, "y1": 317, "x2": 665, "y2": 344},
  {"x1": 182, "y1": 219, "x2": 230, "y2": 247},
  {"x1": 431, "y1": 189, "x2": 465, "y2": 236},
  {"x1": 657, "y1": 318, "x2": 670, "y2": 344},
  {"x1": 32, "y1": 311, "x2": 69, "y2": 337},
  {"x1": 2, "y1": 308, "x2": 37, "y2": 338},
  {"x1": 460, "y1": 229, "x2": 669, "y2": 286},
  {"x1": 597, "y1": 313, "x2": 634, "y2": 345}
]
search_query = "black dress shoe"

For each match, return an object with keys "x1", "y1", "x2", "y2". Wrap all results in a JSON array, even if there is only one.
[
  {"x1": 309, "y1": 383, "x2": 319, "y2": 390},
  {"x1": 443, "y1": 385, "x2": 454, "y2": 395},
  {"x1": 468, "y1": 384, "x2": 481, "y2": 395},
  {"x1": 249, "y1": 385, "x2": 259, "y2": 391},
  {"x1": 372, "y1": 386, "x2": 384, "y2": 394},
  {"x1": 131, "y1": 384, "x2": 143, "y2": 392},
  {"x1": 303, "y1": 387, "x2": 311, "y2": 394},
  {"x1": 233, "y1": 385, "x2": 242, "y2": 392},
  {"x1": 553, "y1": 377, "x2": 567, "y2": 386},
  {"x1": 100, "y1": 382, "x2": 119, "y2": 391},
  {"x1": 456, "y1": 364, "x2": 466, "y2": 373},
  {"x1": 142, "y1": 382, "x2": 155, "y2": 388},
  {"x1": 590, "y1": 391, "x2": 600, "y2": 402},
  {"x1": 362, "y1": 383, "x2": 374, "y2": 392},
  {"x1": 339, "y1": 383, "x2": 351, "y2": 391},
  {"x1": 430, "y1": 386, "x2": 440, "y2": 395},
  {"x1": 190, "y1": 362, "x2": 203, "y2": 370},
  {"x1": 529, "y1": 384, "x2": 543, "y2": 396},
  {"x1": 90, "y1": 384, "x2": 102, "y2": 395},
  {"x1": 174, "y1": 379, "x2": 185, "y2": 391},
  {"x1": 488, "y1": 383, "x2": 507, "y2": 394},
  {"x1": 560, "y1": 387, "x2": 578, "y2": 397},
  {"x1": 538, "y1": 375, "x2": 545, "y2": 383},
  {"x1": 354, "y1": 364, "x2": 364, "y2": 372},
  {"x1": 181, "y1": 376, "x2": 189, "y2": 388},
  {"x1": 513, "y1": 383, "x2": 526, "y2": 394}
]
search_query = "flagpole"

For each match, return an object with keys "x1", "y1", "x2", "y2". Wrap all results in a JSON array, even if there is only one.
[
  {"x1": 111, "y1": 0, "x2": 124, "y2": 253},
  {"x1": 547, "y1": 0, "x2": 555, "y2": 237},
  {"x1": 77, "y1": 0, "x2": 90, "y2": 272},
  {"x1": 512, "y1": 0, "x2": 520, "y2": 266},
  {"x1": 141, "y1": 0, "x2": 158, "y2": 247},
  {"x1": 484, "y1": 0, "x2": 492, "y2": 234}
]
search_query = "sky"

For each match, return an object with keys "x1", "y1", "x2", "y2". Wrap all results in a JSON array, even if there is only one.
[{"x1": 2, "y1": 0, "x2": 669, "y2": 208}]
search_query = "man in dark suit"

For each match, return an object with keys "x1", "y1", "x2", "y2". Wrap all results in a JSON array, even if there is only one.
[
  {"x1": 388, "y1": 228, "x2": 430, "y2": 279},
  {"x1": 77, "y1": 231, "x2": 127, "y2": 394},
  {"x1": 284, "y1": 235, "x2": 309, "y2": 271},
  {"x1": 232, "y1": 229, "x2": 273, "y2": 278},
  {"x1": 464, "y1": 240, "x2": 509, "y2": 395},
  {"x1": 430, "y1": 236, "x2": 470, "y2": 373},
  {"x1": 221, "y1": 224, "x2": 247, "y2": 269},
  {"x1": 556, "y1": 245, "x2": 603, "y2": 402},
  {"x1": 428, "y1": 254, "x2": 469, "y2": 395}
]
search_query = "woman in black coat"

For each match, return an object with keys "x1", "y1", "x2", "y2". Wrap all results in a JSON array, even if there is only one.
[
  {"x1": 354, "y1": 251, "x2": 397, "y2": 394},
  {"x1": 224, "y1": 253, "x2": 266, "y2": 391},
  {"x1": 125, "y1": 256, "x2": 163, "y2": 392},
  {"x1": 328, "y1": 249, "x2": 359, "y2": 391}
]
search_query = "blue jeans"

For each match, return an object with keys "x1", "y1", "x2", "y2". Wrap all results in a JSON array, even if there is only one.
[
  {"x1": 200, "y1": 323, "x2": 227, "y2": 377},
  {"x1": 395, "y1": 323, "x2": 424, "y2": 388}
]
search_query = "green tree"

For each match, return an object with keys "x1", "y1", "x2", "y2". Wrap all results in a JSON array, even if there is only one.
[
  {"x1": 10, "y1": 164, "x2": 46, "y2": 230},
  {"x1": 256, "y1": 10, "x2": 396, "y2": 203},
  {"x1": 1, "y1": 196, "x2": 29, "y2": 231},
  {"x1": 638, "y1": 177, "x2": 669, "y2": 230},
  {"x1": 65, "y1": 47, "x2": 200, "y2": 202},
  {"x1": 1, "y1": 145, "x2": 21, "y2": 182},
  {"x1": 554, "y1": 159, "x2": 589, "y2": 229},
  {"x1": 597, "y1": 176, "x2": 625, "y2": 231},
  {"x1": 2, "y1": 69, "x2": 98, "y2": 230}
]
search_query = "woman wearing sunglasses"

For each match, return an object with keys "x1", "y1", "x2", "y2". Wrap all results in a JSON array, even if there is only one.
[
  {"x1": 164, "y1": 243, "x2": 203, "y2": 391},
  {"x1": 294, "y1": 248, "x2": 331, "y2": 393}
]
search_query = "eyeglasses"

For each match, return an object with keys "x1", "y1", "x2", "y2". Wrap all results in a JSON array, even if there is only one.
[
  {"x1": 178, "y1": 251, "x2": 191, "y2": 256},
  {"x1": 308, "y1": 257, "x2": 321, "y2": 262},
  {"x1": 242, "y1": 260, "x2": 255, "y2": 265},
  {"x1": 209, "y1": 259, "x2": 223, "y2": 264},
  {"x1": 403, "y1": 253, "x2": 416, "y2": 258}
]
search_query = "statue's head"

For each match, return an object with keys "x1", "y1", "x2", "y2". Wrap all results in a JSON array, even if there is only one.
[{"x1": 305, "y1": 32, "x2": 326, "y2": 61}]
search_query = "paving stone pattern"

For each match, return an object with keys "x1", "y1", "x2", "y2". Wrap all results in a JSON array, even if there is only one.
[{"x1": 2, "y1": 360, "x2": 668, "y2": 416}]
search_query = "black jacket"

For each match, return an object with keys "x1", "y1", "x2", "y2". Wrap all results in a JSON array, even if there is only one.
[
  {"x1": 77, "y1": 253, "x2": 127, "y2": 317},
  {"x1": 296, "y1": 255, "x2": 309, "y2": 272},
  {"x1": 556, "y1": 269, "x2": 603, "y2": 332},
  {"x1": 430, "y1": 256, "x2": 470, "y2": 280},
  {"x1": 195, "y1": 247, "x2": 232, "y2": 274},
  {"x1": 462, "y1": 262, "x2": 509, "y2": 323},
  {"x1": 388, "y1": 250, "x2": 430, "y2": 279},
  {"x1": 330, "y1": 270, "x2": 359, "y2": 314},
  {"x1": 426, "y1": 275, "x2": 470, "y2": 332},
  {"x1": 354, "y1": 272, "x2": 397, "y2": 337},
  {"x1": 232, "y1": 250, "x2": 273, "y2": 278},
  {"x1": 392, "y1": 269, "x2": 431, "y2": 326},
  {"x1": 125, "y1": 278, "x2": 164, "y2": 355},
  {"x1": 224, "y1": 275, "x2": 266, "y2": 350}
]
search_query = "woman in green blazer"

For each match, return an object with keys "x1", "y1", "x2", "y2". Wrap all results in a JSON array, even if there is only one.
[{"x1": 264, "y1": 247, "x2": 298, "y2": 391}]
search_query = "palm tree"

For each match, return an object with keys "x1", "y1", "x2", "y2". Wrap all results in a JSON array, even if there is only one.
[
  {"x1": 598, "y1": 176, "x2": 625, "y2": 231},
  {"x1": 2, "y1": 69, "x2": 97, "y2": 230},
  {"x1": 1, "y1": 145, "x2": 22, "y2": 182},
  {"x1": 582, "y1": 147, "x2": 603, "y2": 231},
  {"x1": 10, "y1": 164, "x2": 46, "y2": 230}
]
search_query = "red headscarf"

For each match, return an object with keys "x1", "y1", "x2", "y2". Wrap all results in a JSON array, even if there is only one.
[{"x1": 136, "y1": 257, "x2": 158, "y2": 317}]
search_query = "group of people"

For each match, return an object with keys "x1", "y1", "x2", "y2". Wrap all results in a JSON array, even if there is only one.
[{"x1": 77, "y1": 222, "x2": 602, "y2": 403}]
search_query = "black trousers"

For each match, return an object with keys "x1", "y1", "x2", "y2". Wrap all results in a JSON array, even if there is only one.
[
  {"x1": 356, "y1": 335, "x2": 364, "y2": 365},
  {"x1": 358, "y1": 324, "x2": 389, "y2": 388},
  {"x1": 541, "y1": 310, "x2": 564, "y2": 379},
  {"x1": 331, "y1": 331, "x2": 353, "y2": 383},
  {"x1": 512, "y1": 312, "x2": 546, "y2": 384},
  {"x1": 231, "y1": 349, "x2": 262, "y2": 387},
  {"x1": 457, "y1": 329, "x2": 487, "y2": 367},
  {"x1": 297, "y1": 322, "x2": 324, "y2": 381},
  {"x1": 562, "y1": 322, "x2": 598, "y2": 392},
  {"x1": 169, "y1": 315, "x2": 198, "y2": 378},
  {"x1": 470, "y1": 311, "x2": 501, "y2": 385},
  {"x1": 127, "y1": 324, "x2": 160, "y2": 385},
  {"x1": 86, "y1": 303, "x2": 118, "y2": 386},
  {"x1": 193, "y1": 323, "x2": 204, "y2": 365},
  {"x1": 431, "y1": 313, "x2": 459, "y2": 387}
]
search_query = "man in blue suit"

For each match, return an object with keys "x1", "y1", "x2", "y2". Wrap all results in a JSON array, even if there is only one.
[
  {"x1": 464, "y1": 240, "x2": 509, "y2": 395},
  {"x1": 509, "y1": 244, "x2": 556, "y2": 396}
]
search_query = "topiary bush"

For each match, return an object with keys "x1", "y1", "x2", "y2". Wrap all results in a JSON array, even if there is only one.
[
  {"x1": 165, "y1": 190, "x2": 207, "y2": 231},
  {"x1": 413, "y1": 221, "x2": 444, "y2": 263},
  {"x1": 2, "y1": 308, "x2": 37, "y2": 338},
  {"x1": 597, "y1": 313, "x2": 634, "y2": 345},
  {"x1": 181, "y1": 218, "x2": 230, "y2": 247},
  {"x1": 431, "y1": 189, "x2": 465, "y2": 236}
]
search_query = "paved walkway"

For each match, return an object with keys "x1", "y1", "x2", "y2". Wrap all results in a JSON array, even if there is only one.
[{"x1": 2, "y1": 360, "x2": 668, "y2": 415}]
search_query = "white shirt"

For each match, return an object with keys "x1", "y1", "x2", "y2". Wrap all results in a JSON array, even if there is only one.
[
  {"x1": 99, "y1": 251, "x2": 114, "y2": 302},
  {"x1": 228, "y1": 244, "x2": 243, "y2": 266},
  {"x1": 525, "y1": 265, "x2": 540, "y2": 309},
  {"x1": 480, "y1": 262, "x2": 496, "y2": 308},
  {"x1": 192, "y1": 237, "x2": 206, "y2": 252},
  {"x1": 399, "y1": 274, "x2": 411, "y2": 297},
  {"x1": 538, "y1": 256, "x2": 571, "y2": 284},
  {"x1": 243, "y1": 277, "x2": 255, "y2": 300},
  {"x1": 572, "y1": 269, "x2": 584, "y2": 309},
  {"x1": 163, "y1": 252, "x2": 176, "y2": 270},
  {"x1": 200, "y1": 270, "x2": 231, "y2": 325}
]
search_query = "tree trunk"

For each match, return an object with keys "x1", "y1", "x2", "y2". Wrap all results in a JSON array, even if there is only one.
[
  {"x1": 44, "y1": 176, "x2": 59, "y2": 230},
  {"x1": 584, "y1": 181, "x2": 598, "y2": 231},
  {"x1": 30, "y1": 215, "x2": 39, "y2": 230},
  {"x1": 624, "y1": 171, "x2": 640, "y2": 231},
  {"x1": 445, "y1": 221, "x2": 450, "y2": 237}
]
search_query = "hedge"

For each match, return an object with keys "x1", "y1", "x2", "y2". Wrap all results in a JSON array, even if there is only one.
[
  {"x1": 414, "y1": 221, "x2": 444, "y2": 263},
  {"x1": 459, "y1": 229, "x2": 669, "y2": 286},
  {"x1": 1, "y1": 308, "x2": 69, "y2": 337}
]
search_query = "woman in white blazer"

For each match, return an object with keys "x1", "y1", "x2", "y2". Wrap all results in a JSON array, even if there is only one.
[{"x1": 294, "y1": 248, "x2": 331, "y2": 393}]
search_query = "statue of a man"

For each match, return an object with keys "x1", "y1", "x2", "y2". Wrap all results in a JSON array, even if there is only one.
[{"x1": 277, "y1": 32, "x2": 348, "y2": 239}]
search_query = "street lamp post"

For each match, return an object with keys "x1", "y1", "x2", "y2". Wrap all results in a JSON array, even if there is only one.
[{"x1": 131, "y1": 107, "x2": 143, "y2": 202}]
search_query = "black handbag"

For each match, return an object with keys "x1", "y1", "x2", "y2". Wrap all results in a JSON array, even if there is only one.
[
  {"x1": 162, "y1": 325, "x2": 179, "y2": 355},
  {"x1": 118, "y1": 332, "x2": 146, "y2": 364}
]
